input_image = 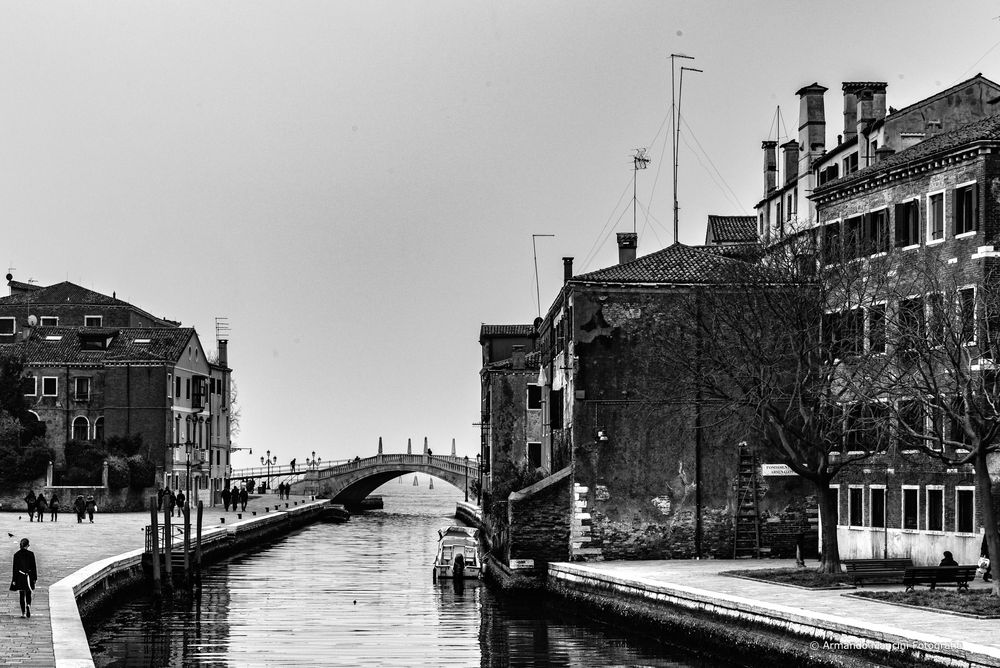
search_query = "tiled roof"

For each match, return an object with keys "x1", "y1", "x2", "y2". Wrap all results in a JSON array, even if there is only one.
[
  {"x1": 706, "y1": 215, "x2": 758, "y2": 244},
  {"x1": 484, "y1": 349, "x2": 541, "y2": 371},
  {"x1": 816, "y1": 112, "x2": 1000, "y2": 194},
  {"x1": 570, "y1": 243, "x2": 749, "y2": 285},
  {"x1": 696, "y1": 243, "x2": 762, "y2": 259},
  {"x1": 0, "y1": 281, "x2": 125, "y2": 306},
  {"x1": 479, "y1": 324, "x2": 536, "y2": 338},
  {"x1": 0, "y1": 327, "x2": 194, "y2": 366},
  {"x1": 884, "y1": 74, "x2": 1000, "y2": 123}
]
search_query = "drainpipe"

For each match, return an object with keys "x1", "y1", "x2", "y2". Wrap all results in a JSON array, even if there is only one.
[
  {"x1": 694, "y1": 293, "x2": 703, "y2": 559},
  {"x1": 126, "y1": 364, "x2": 131, "y2": 436},
  {"x1": 65, "y1": 365, "x2": 71, "y2": 443}
]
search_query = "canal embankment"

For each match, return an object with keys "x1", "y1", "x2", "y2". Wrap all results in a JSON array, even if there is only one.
[
  {"x1": 51, "y1": 498, "x2": 333, "y2": 668},
  {"x1": 546, "y1": 560, "x2": 1000, "y2": 668}
]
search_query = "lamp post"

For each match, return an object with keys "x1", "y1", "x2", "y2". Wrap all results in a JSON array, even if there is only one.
[
  {"x1": 307, "y1": 451, "x2": 321, "y2": 471},
  {"x1": 464, "y1": 455, "x2": 469, "y2": 502},
  {"x1": 475, "y1": 453, "x2": 482, "y2": 506},
  {"x1": 261, "y1": 450, "x2": 277, "y2": 490},
  {"x1": 185, "y1": 415, "x2": 205, "y2": 505}
]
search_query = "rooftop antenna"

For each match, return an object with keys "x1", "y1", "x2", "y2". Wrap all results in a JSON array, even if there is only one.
[
  {"x1": 532, "y1": 234, "x2": 555, "y2": 318},
  {"x1": 672, "y1": 57, "x2": 701, "y2": 245},
  {"x1": 632, "y1": 148, "x2": 650, "y2": 234}
]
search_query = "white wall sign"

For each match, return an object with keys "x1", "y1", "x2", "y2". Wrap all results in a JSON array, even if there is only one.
[
  {"x1": 761, "y1": 464, "x2": 796, "y2": 477},
  {"x1": 509, "y1": 558, "x2": 535, "y2": 570}
]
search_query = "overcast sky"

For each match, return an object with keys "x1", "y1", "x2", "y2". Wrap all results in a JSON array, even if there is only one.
[{"x1": 2, "y1": 1, "x2": 998, "y2": 467}]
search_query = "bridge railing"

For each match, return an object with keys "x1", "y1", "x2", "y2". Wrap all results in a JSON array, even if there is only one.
[{"x1": 233, "y1": 453, "x2": 480, "y2": 481}]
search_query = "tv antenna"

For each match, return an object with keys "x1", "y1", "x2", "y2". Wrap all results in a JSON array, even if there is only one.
[
  {"x1": 532, "y1": 234, "x2": 555, "y2": 318},
  {"x1": 632, "y1": 148, "x2": 650, "y2": 234}
]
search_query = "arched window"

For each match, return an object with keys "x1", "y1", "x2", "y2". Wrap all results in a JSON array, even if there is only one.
[
  {"x1": 72, "y1": 416, "x2": 89, "y2": 442},
  {"x1": 94, "y1": 417, "x2": 105, "y2": 442}
]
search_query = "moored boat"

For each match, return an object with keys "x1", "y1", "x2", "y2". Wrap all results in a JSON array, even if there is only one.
[{"x1": 433, "y1": 526, "x2": 481, "y2": 580}]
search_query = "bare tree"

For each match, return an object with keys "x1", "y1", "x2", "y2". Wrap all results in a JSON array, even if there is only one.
[
  {"x1": 855, "y1": 252, "x2": 1000, "y2": 594},
  {"x1": 670, "y1": 236, "x2": 895, "y2": 573}
]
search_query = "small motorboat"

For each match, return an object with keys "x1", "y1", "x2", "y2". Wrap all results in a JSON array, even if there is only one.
[{"x1": 433, "y1": 526, "x2": 481, "y2": 580}]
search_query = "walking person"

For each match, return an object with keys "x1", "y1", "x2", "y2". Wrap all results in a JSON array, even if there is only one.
[
  {"x1": 49, "y1": 494, "x2": 59, "y2": 522},
  {"x1": 73, "y1": 494, "x2": 86, "y2": 523},
  {"x1": 981, "y1": 533, "x2": 992, "y2": 582},
  {"x1": 23, "y1": 491, "x2": 36, "y2": 522},
  {"x1": 239, "y1": 486, "x2": 248, "y2": 512},
  {"x1": 290, "y1": 458, "x2": 296, "y2": 473},
  {"x1": 175, "y1": 491, "x2": 185, "y2": 518},
  {"x1": 165, "y1": 488, "x2": 176, "y2": 518},
  {"x1": 10, "y1": 538, "x2": 37, "y2": 618},
  {"x1": 85, "y1": 495, "x2": 97, "y2": 523},
  {"x1": 33, "y1": 494, "x2": 47, "y2": 523},
  {"x1": 221, "y1": 486, "x2": 231, "y2": 512}
]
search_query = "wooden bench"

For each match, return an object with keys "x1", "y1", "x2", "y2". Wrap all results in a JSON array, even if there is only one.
[
  {"x1": 843, "y1": 558, "x2": 913, "y2": 586},
  {"x1": 903, "y1": 565, "x2": 977, "y2": 592}
]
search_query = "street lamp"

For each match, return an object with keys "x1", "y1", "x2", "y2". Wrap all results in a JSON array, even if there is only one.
[
  {"x1": 475, "y1": 453, "x2": 482, "y2": 506},
  {"x1": 261, "y1": 450, "x2": 277, "y2": 490},
  {"x1": 464, "y1": 455, "x2": 469, "y2": 502},
  {"x1": 307, "y1": 451, "x2": 321, "y2": 471}
]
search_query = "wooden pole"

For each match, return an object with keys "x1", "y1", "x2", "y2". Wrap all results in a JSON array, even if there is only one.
[
  {"x1": 195, "y1": 500, "x2": 204, "y2": 586},
  {"x1": 183, "y1": 502, "x2": 191, "y2": 588},
  {"x1": 164, "y1": 503, "x2": 173, "y2": 585},
  {"x1": 150, "y1": 497, "x2": 161, "y2": 598}
]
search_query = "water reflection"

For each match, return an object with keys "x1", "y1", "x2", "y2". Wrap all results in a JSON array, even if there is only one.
[{"x1": 89, "y1": 481, "x2": 723, "y2": 667}]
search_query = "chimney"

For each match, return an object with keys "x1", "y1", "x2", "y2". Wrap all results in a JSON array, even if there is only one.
[
  {"x1": 562, "y1": 257, "x2": 574, "y2": 283},
  {"x1": 616, "y1": 232, "x2": 637, "y2": 264},
  {"x1": 875, "y1": 146, "x2": 895, "y2": 163},
  {"x1": 512, "y1": 345, "x2": 526, "y2": 370},
  {"x1": 796, "y1": 83, "x2": 827, "y2": 172},
  {"x1": 217, "y1": 339, "x2": 228, "y2": 367},
  {"x1": 842, "y1": 82, "x2": 861, "y2": 141},
  {"x1": 762, "y1": 140, "x2": 778, "y2": 193},
  {"x1": 781, "y1": 139, "x2": 799, "y2": 186}
]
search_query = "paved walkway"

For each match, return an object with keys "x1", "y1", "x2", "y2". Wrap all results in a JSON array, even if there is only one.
[
  {"x1": 0, "y1": 493, "x2": 314, "y2": 667},
  {"x1": 578, "y1": 558, "x2": 999, "y2": 657}
]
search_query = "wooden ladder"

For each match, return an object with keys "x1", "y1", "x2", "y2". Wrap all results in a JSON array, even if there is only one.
[{"x1": 733, "y1": 442, "x2": 762, "y2": 559}]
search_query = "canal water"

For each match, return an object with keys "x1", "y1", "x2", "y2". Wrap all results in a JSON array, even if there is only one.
[{"x1": 88, "y1": 479, "x2": 729, "y2": 667}]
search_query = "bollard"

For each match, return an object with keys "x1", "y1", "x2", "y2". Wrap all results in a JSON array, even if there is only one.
[
  {"x1": 237, "y1": 513, "x2": 242, "y2": 520},
  {"x1": 252, "y1": 511, "x2": 257, "y2": 516},
  {"x1": 265, "y1": 507, "x2": 269, "y2": 512},
  {"x1": 285, "y1": 503, "x2": 289, "y2": 508},
  {"x1": 220, "y1": 518, "x2": 225, "y2": 524}
]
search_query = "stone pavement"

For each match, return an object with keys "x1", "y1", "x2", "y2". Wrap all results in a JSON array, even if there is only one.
[
  {"x1": 0, "y1": 492, "x2": 314, "y2": 667},
  {"x1": 579, "y1": 558, "x2": 1000, "y2": 655}
]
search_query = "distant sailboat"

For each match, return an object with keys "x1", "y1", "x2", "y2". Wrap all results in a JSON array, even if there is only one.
[
  {"x1": 413, "y1": 475, "x2": 419, "y2": 486},
  {"x1": 429, "y1": 478, "x2": 434, "y2": 489}
]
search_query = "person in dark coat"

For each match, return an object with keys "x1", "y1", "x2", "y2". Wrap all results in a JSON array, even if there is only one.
[
  {"x1": 239, "y1": 487, "x2": 248, "y2": 512},
  {"x1": 85, "y1": 495, "x2": 97, "y2": 523},
  {"x1": 10, "y1": 538, "x2": 37, "y2": 618},
  {"x1": 33, "y1": 494, "x2": 47, "y2": 523},
  {"x1": 221, "y1": 486, "x2": 231, "y2": 511},
  {"x1": 73, "y1": 495, "x2": 86, "y2": 523},
  {"x1": 175, "y1": 491, "x2": 185, "y2": 518},
  {"x1": 290, "y1": 458, "x2": 296, "y2": 473},
  {"x1": 23, "y1": 491, "x2": 36, "y2": 522},
  {"x1": 940, "y1": 550, "x2": 958, "y2": 566},
  {"x1": 49, "y1": 494, "x2": 59, "y2": 522}
]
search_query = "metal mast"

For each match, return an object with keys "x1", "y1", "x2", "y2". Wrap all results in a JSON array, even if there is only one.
[{"x1": 669, "y1": 53, "x2": 695, "y2": 245}]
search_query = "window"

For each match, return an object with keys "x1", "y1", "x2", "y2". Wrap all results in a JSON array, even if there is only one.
[
  {"x1": 927, "y1": 192, "x2": 944, "y2": 241},
  {"x1": 822, "y1": 221, "x2": 841, "y2": 265},
  {"x1": 898, "y1": 296, "x2": 925, "y2": 354},
  {"x1": 897, "y1": 399, "x2": 924, "y2": 448},
  {"x1": 868, "y1": 304, "x2": 886, "y2": 353},
  {"x1": 928, "y1": 293, "x2": 947, "y2": 346},
  {"x1": 79, "y1": 334, "x2": 109, "y2": 351},
  {"x1": 866, "y1": 210, "x2": 889, "y2": 254},
  {"x1": 954, "y1": 182, "x2": 977, "y2": 235},
  {"x1": 894, "y1": 199, "x2": 919, "y2": 247},
  {"x1": 926, "y1": 487, "x2": 944, "y2": 532},
  {"x1": 23, "y1": 376, "x2": 36, "y2": 396},
  {"x1": 949, "y1": 396, "x2": 973, "y2": 449},
  {"x1": 819, "y1": 163, "x2": 839, "y2": 185},
  {"x1": 848, "y1": 487, "x2": 864, "y2": 527},
  {"x1": 776, "y1": 202, "x2": 783, "y2": 237},
  {"x1": 42, "y1": 377, "x2": 58, "y2": 397},
  {"x1": 527, "y1": 442, "x2": 542, "y2": 468},
  {"x1": 40, "y1": 316, "x2": 58, "y2": 326},
  {"x1": 827, "y1": 309, "x2": 863, "y2": 358},
  {"x1": 84, "y1": 315, "x2": 103, "y2": 327},
  {"x1": 870, "y1": 487, "x2": 886, "y2": 528},
  {"x1": 956, "y1": 488, "x2": 975, "y2": 533},
  {"x1": 843, "y1": 152, "x2": 858, "y2": 175},
  {"x1": 902, "y1": 487, "x2": 919, "y2": 530},
  {"x1": 959, "y1": 287, "x2": 976, "y2": 344},
  {"x1": 185, "y1": 378, "x2": 190, "y2": 400},
  {"x1": 844, "y1": 215, "x2": 864, "y2": 259},
  {"x1": 176, "y1": 376, "x2": 182, "y2": 398},
  {"x1": 830, "y1": 484, "x2": 841, "y2": 525},
  {"x1": 72, "y1": 416, "x2": 89, "y2": 441},
  {"x1": 527, "y1": 385, "x2": 541, "y2": 410},
  {"x1": 168, "y1": 373, "x2": 173, "y2": 399},
  {"x1": 74, "y1": 377, "x2": 90, "y2": 401},
  {"x1": 0, "y1": 317, "x2": 14, "y2": 335},
  {"x1": 94, "y1": 416, "x2": 104, "y2": 442},
  {"x1": 549, "y1": 388, "x2": 563, "y2": 428}
]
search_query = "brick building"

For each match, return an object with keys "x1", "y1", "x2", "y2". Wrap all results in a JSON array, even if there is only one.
[{"x1": 0, "y1": 277, "x2": 233, "y2": 505}]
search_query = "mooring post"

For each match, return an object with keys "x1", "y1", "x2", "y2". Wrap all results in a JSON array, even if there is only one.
[
  {"x1": 183, "y1": 503, "x2": 192, "y2": 588},
  {"x1": 195, "y1": 501, "x2": 204, "y2": 586},
  {"x1": 164, "y1": 504, "x2": 173, "y2": 584},
  {"x1": 150, "y1": 497, "x2": 161, "y2": 598}
]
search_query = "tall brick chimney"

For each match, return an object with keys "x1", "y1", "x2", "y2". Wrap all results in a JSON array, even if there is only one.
[
  {"x1": 842, "y1": 83, "x2": 861, "y2": 141},
  {"x1": 762, "y1": 140, "x2": 778, "y2": 194},
  {"x1": 218, "y1": 339, "x2": 228, "y2": 367},
  {"x1": 796, "y1": 83, "x2": 827, "y2": 173},
  {"x1": 617, "y1": 232, "x2": 637, "y2": 263},
  {"x1": 781, "y1": 139, "x2": 799, "y2": 186},
  {"x1": 512, "y1": 345, "x2": 526, "y2": 370},
  {"x1": 562, "y1": 257, "x2": 574, "y2": 283}
]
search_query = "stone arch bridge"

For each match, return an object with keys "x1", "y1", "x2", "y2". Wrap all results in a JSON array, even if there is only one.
[{"x1": 233, "y1": 453, "x2": 479, "y2": 508}]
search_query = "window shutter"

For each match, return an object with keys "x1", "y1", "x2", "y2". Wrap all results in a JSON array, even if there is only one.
[
  {"x1": 951, "y1": 188, "x2": 958, "y2": 236},
  {"x1": 971, "y1": 182, "x2": 979, "y2": 231},
  {"x1": 894, "y1": 204, "x2": 905, "y2": 246}
]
